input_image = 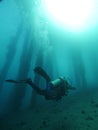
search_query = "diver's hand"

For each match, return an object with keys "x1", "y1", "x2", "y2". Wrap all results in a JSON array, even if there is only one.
[{"x1": 68, "y1": 85, "x2": 76, "y2": 90}]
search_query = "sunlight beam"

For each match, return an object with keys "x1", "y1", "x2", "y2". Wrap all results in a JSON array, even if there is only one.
[{"x1": 42, "y1": 0, "x2": 95, "y2": 31}]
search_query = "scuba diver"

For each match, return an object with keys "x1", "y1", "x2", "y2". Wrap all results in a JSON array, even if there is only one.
[{"x1": 6, "y1": 66, "x2": 75, "y2": 101}]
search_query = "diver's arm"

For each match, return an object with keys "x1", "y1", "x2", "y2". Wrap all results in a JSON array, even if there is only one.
[{"x1": 67, "y1": 85, "x2": 76, "y2": 90}]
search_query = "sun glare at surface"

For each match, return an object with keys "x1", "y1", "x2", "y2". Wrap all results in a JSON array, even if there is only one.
[{"x1": 42, "y1": 0, "x2": 95, "y2": 31}]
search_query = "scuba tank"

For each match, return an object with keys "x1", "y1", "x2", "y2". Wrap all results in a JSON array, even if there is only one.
[
  {"x1": 49, "y1": 77, "x2": 65, "y2": 88},
  {"x1": 48, "y1": 77, "x2": 68, "y2": 96}
]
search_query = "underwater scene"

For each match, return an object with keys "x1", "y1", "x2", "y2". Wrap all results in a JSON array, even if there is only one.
[{"x1": 0, "y1": 0, "x2": 98, "y2": 130}]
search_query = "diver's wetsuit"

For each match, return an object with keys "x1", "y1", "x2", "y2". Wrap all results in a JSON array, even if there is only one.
[
  {"x1": 6, "y1": 78, "x2": 66, "y2": 100},
  {"x1": 26, "y1": 79, "x2": 64, "y2": 100},
  {"x1": 6, "y1": 66, "x2": 75, "y2": 101},
  {"x1": 27, "y1": 80, "x2": 46, "y2": 95}
]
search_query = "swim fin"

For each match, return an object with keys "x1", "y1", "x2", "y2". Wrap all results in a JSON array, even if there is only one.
[
  {"x1": 34, "y1": 66, "x2": 51, "y2": 82},
  {"x1": 6, "y1": 79, "x2": 28, "y2": 84},
  {"x1": 6, "y1": 79, "x2": 19, "y2": 83}
]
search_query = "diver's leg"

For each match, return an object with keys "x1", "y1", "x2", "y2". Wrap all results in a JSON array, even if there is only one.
[
  {"x1": 26, "y1": 79, "x2": 46, "y2": 96},
  {"x1": 34, "y1": 66, "x2": 51, "y2": 82},
  {"x1": 6, "y1": 78, "x2": 46, "y2": 96}
]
